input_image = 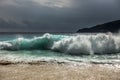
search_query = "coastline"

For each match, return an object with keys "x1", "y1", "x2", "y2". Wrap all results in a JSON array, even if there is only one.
[{"x1": 0, "y1": 61, "x2": 120, "y2": 80}]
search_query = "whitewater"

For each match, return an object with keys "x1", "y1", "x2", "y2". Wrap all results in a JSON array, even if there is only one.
[{"x1": 0, "y1": 33, "x2": 120, "y2": 64}]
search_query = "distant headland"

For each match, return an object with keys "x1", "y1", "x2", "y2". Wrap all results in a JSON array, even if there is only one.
[{"x1": 77, "y1": 20, "x2": 120, "y2": 33}]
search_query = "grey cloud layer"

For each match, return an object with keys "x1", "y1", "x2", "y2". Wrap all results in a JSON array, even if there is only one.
[{"x1": 0, "y1": 0, "x2": 120, "y2": 32}]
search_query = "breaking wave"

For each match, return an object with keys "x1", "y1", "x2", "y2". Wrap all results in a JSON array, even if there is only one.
[
  {"x1": 0, "y1": 33, "x2": 67, "y2": 50},
  {"x1": 0, "y1": 33, "x2": 120, "y2": 55}
]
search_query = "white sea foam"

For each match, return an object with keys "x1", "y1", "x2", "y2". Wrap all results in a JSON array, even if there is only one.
[
  {"x1": 0, "y1": 33, "x2": 120, "y2": 55},
  {"x1": 0, "y1": 42, "x2": 13, "y2": 50},
  {"x1": 52, "y1": 33, "x2": 120, "y2": 55}
]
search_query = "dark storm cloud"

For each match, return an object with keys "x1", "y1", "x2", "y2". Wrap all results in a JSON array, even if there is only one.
[{"x1": 0, "y1": 0, "x2": 120, "y2": 32}]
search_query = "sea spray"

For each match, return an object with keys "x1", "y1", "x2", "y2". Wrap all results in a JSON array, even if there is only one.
[
  {"x1": 0, "y1": 33, "x2": 120, "y2": 55},
  {"x1": 0, "y1": 33, "x2": 68, "y2": 50},
  {"x1": 52, "y1": 33, "x2": 120, "y2": 55}
]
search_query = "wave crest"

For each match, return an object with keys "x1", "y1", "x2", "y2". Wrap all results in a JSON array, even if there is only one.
[
  {"x1": 0, "y1": 33, "x2": 120, "y2": 55},
  {"x1": 52, "y1": 33, "x2": 120, "y2": 55}
]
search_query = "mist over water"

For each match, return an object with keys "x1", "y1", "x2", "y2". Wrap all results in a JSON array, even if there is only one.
[
  {"x1": 0, "y1": 33, "x2": 120, "y2": 63},
  {"x1": 52, "y1": 33, "x2": 120, "y2": 55}
]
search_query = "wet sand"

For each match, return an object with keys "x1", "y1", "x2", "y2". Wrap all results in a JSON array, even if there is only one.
[{"x1": 0, "y1": 62, "x2": 120, "y2": 80}]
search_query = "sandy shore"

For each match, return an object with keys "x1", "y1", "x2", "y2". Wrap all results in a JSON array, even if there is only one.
[{"x1": 0, "y1": 62, "x2": 120, "y2": 80}]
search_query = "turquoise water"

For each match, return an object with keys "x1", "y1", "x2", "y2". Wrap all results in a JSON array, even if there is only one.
[{"x1": 0, "y1": 33, "x2": 120, "y2": 63}]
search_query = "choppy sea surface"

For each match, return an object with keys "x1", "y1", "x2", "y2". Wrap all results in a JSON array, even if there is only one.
[{"x1": 0, "y1": 33, "x2": 120, "y2": 64}]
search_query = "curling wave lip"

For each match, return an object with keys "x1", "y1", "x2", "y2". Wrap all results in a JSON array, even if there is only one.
[{"x1": 0, "y1": 33, "x2": 120, "y2": 55}]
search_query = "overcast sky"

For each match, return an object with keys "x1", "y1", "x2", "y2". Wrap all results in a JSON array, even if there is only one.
[{"x1": 0, "y1": 0, "x2": 120, "y2": 32}]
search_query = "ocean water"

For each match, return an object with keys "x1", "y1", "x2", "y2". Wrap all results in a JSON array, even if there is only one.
[{"x1": 0, "y1": 33, "x2": 120, "y2": 64}]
